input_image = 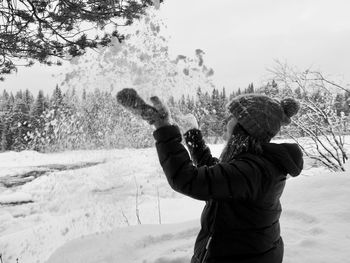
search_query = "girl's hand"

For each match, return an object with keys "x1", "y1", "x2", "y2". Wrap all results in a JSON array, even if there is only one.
[
  {"x1": 117, "y1": 88, "x2": 171, "y2": 129},
  {"x1": 149, "y1": 96, "x2": 171, "y2": 129}
]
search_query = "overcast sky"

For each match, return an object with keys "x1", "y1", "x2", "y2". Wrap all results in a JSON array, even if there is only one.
[
  {"x1": 159, "y1": 0, "x2": 350, "y2": 90},
  {"x1": 1, "y1": 0, "x2": 350, "y2": 95}
]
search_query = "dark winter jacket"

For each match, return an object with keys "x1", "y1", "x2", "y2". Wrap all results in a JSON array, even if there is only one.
[{"x1": 153, "y1": 125, "x2": 303, "y2": 263}]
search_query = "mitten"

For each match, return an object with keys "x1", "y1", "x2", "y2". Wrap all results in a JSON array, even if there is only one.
[
  {"x1": 183, "y1": 128, "x2": 206, "y2": 152},
  {"x1": 149, "y1": 96, "x2": 170, "y2": 127},
  {"x1": 117, "y1": 88, "x2": 169, "y2": 126},
  {"x1": 184, "y1": 129, "x2": 219, "y2": 166}
]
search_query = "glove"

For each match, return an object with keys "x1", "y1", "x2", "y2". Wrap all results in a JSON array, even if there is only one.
[{"x1": 117, "y1": 88, "x2": 170, "y2": 128}]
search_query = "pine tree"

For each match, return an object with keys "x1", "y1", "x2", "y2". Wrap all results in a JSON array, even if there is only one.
[
  {"x1": 221, "y1": 87, "x2": 226, "y2": 101},
  {"x1": 2, "y1": 90, "x2": 9, "y2": 100},
  {"x1": 13, "y1": 97, "x2": 27, "y2": 113},
  {"x1": 61, "y1": 88, "x2": 77, "y2": 112},
  {"x1": 31, "y1": 90, "x2": 46, "y2": 118},
  {"x1": 1, "y1": 121, "x2": 10, "y2": 151},
  {"x1": 0, "y1": 90, "x2": 10, "y2": 111},
  {"x1": 247, "y1": 83, "x2": 255, "y2": 93},
  {"x1": 211, "y1": 88, "x2": 220, "y2": 114},
  {"x1": 51, "y1": 85, "x2": 63, "y2": 109},
  {"x1": 8, "y1": 93, "x2": 15, "y2": 111},
  {"x1": 15, "y1": 90, "x2": 23, "y2": 100},
  {"x1": 186, "y1": 95, "x2": 195, "y2": 112},
  {"x1": 23, "y1": 89, "x2": 34, "y2": 112}
]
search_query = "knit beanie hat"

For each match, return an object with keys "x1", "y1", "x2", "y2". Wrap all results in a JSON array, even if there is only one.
[{"x1": 227, "y1": 94, "x2": 300, "y2": 141}]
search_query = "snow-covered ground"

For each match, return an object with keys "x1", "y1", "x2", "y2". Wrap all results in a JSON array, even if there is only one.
[{"x1": 0, "y1": 142, "x2": 349, "y2": 263}]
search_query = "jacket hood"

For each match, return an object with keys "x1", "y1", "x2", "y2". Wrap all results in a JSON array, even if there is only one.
[{"x1": 261, "y1": 143, "x2": 304, "y2": 177}]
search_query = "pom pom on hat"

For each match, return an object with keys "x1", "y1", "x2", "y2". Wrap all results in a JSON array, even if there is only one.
[{"x1": 281, "y1": 98, "x2": 300, "y2": 118}]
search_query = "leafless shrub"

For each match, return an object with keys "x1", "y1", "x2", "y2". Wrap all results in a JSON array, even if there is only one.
[{"x1": 268, "y1": 61, "x2": 349, "y2": 171}]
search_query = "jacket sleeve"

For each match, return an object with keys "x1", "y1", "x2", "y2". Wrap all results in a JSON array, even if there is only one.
[
  {"x1": 154, "y1": 125, "x2": 262, "y2": 201},
  {"x1": 183, "y1": 128, "x2": 219, "y2": 167}
]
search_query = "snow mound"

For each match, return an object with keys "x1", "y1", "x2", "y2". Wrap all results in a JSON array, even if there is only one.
[
  {"x1": 47, "y1": 221, "x2": 198, "y2": 263},
  {"x1": 47, "y1": 173, "x2": 350, "y2": 263}
]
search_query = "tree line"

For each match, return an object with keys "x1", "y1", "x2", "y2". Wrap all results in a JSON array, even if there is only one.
[
  {"x1": 0, "y1": 85, "x2": 153, "y2": 151},
  {"x1": 0, "y1": 81, "x2": 349, "y2": 152}
]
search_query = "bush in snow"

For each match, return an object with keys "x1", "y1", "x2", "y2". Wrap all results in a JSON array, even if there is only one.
[{"x1": 268, "y1": 61, "x2": 349, "y2": 171}]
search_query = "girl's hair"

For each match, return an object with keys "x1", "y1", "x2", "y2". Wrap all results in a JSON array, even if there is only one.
[{"x1": 219, "y1": 123, "x2": 266, "y2": 162}]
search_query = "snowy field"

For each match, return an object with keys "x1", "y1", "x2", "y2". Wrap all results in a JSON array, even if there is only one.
[{"x1": 0, "y1": 141, "x2": 349, "y2": 263}]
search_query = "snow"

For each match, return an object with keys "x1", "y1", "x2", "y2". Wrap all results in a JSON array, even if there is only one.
[
  {"x1": 57, "y1": 12, "x2": 215, "y2": 101},
  {"x1": 48, "y1": 221, "x2": 198, "y2": 263},
  {"x1": 47, "y1": 171, "x2": 350, "y2": 263},
  {"x1": 0, "y1": 192, "x2": 33, "y2": 205},
  {"x1": 0, "y1": 150, "x2": 106, "y2": 174},
  {"x1": 0, "y1": 142, "x2": 349, "y2": 263},
  {"x1": 0, "y1": 147, "x2": 205, "y2": 263}
]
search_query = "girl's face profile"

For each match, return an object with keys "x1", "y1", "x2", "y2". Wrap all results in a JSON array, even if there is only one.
[{"x1": 223, "y1": 116, "x2": 237, "y2": 141}]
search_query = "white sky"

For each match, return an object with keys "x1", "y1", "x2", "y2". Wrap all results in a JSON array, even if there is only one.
[
  {"x1": 159, "y1": 0, "x2": 350, "y2": 90},
  {"x1": 1, "y1": 0, "x2": 350, "y2": 95}
]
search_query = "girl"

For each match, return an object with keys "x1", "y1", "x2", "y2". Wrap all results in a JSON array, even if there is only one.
[{"x1": 118, "y1": 90, "x2": 303, "y2": 263}]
